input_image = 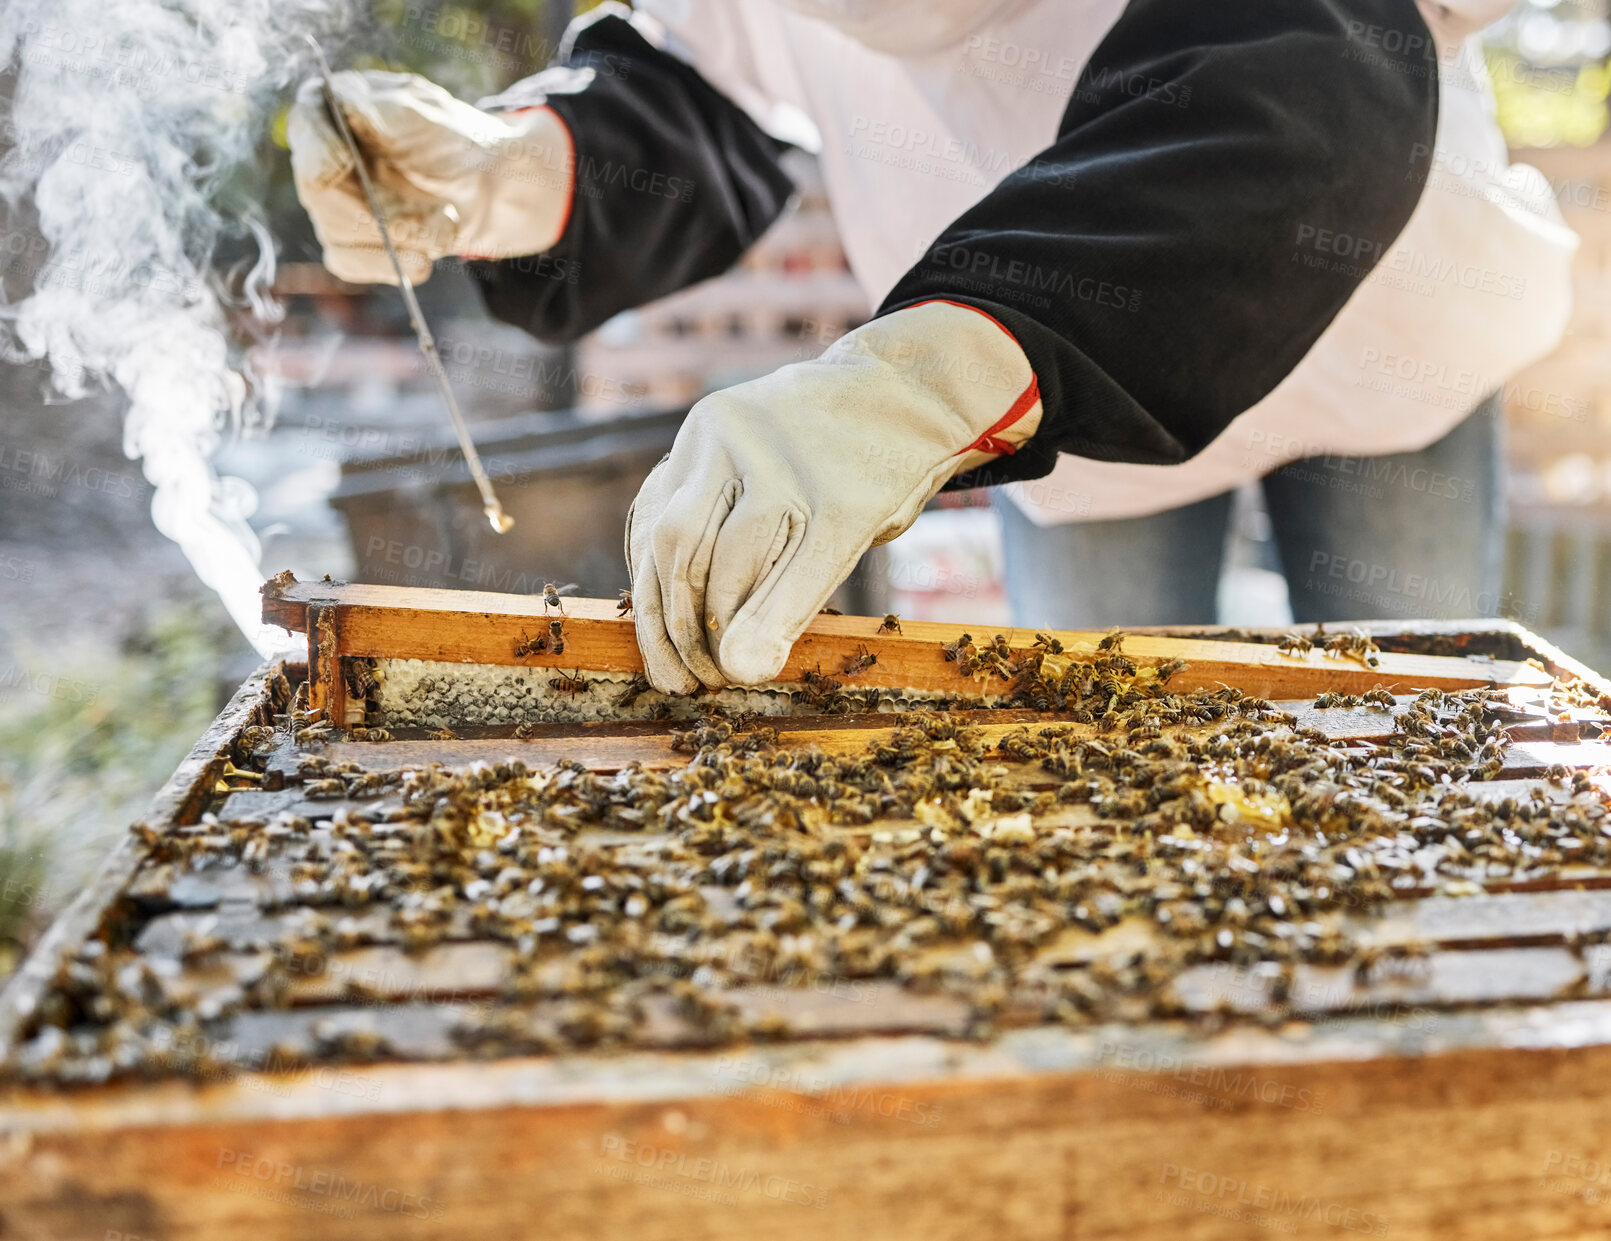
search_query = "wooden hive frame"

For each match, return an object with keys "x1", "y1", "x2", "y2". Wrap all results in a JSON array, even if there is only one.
[
  {"x1": 258, "y1": 577, "x2": 1559, "y2": 729},
  {"x1": 1, "y1": 588, "x2": 1610, "y2": 1241}
]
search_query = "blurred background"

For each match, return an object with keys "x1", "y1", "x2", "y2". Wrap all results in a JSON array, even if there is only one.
[{"x1": 3, "y1": 0, "x2": 1611, "y2": 974}]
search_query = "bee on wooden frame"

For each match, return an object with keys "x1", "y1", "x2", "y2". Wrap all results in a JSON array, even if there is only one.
[
  {"x1": 1276, "y1": 632, "x2": 1313, "y2": 657},
  {"x1": 616, "y1": 589, "x2": 633, "y2": 618},
  {"x1": 842, "y1": 645, "x2": 877, "y2": 676},
  {"x1": 513, "y1": 630, "x2": 547, "y2": 658},
  {"x1": 344, "y1": 659, "x2": 377, "y2": 700},
  {"x1": 614, "y1": 674, "x2": 652, "y2": 708},
  {"x1": 942, "y1": 633, "x2": 974, "y2": 663},
  {"x1": 550, "y1": 669, "x2": 593, "y2": 697},
  {"x1": 878, "y1": 614, "x2": 903, "y2": 635},
  {"x1": 1323, "y1": 627, "x2": 1381, "y2": 668},
  {"x1": 1153, "y1": 657, "x2": 1187, "y2": 685},
  {"x1": 547, "y1": 618, "x2": 566, "y2": 655},
  {"x1": 542, "y1": 581, "x2": 576, "y2": 614}
]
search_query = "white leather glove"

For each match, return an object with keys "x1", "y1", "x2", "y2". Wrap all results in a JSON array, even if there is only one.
[
  {"x1": 628, "y1": 300, "x2": 1044, "y2": 691},
  {"x1": 286, "y1": 70, "x2": 573, "y2": 285}
]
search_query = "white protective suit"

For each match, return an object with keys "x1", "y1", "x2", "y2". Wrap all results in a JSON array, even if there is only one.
[{"x1": 635, "y1": 0, "x2": 1576, "y2": 523}]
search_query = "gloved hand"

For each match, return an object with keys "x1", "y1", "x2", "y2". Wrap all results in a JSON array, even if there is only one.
[
  {"x1": 628, "y1": 300, "x2": 1044, "y2": 691},
  {"x1": 286, "y1": 70, "x2": 573, "y2": 285}
]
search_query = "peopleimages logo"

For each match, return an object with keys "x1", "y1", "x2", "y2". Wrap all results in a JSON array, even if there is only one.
[
  {"x1": 1353, "y1": 347, "x2": 1589, "y2": 422},
  {"x1": 922, "y1": 241, "x2": 1141, "y2": 313},
  {"x1": 1294, "y1": 224, "x2": 1526, "y2": 300},
  {"x1": 597, "y1": 1135, "x2": 829, "y2": 1208},
  {"x1": 713, "y1": 1055, "x2": 944, "y2": 1127},
  {"x1": 1159, "y1": 1164, "x2": 1388, "y2": 1236},
  {"x1": 1096, "y1": 1040, "x2": 1324, "y2": 1114},
  {"x1": 958, "y1": 35, "x2": 1193, "y2": 107},
  {"x1": 213, "y1": 1149, "x2": 445, "y2": 1220}
]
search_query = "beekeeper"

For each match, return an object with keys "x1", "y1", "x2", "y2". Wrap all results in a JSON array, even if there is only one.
[{"x1": 289, "y1": 0, "x2": 1575, "y2": 692}]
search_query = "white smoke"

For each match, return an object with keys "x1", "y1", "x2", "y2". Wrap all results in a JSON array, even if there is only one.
[{"x1": 0, "y1": 0, "x2": 352, "y2": 655}]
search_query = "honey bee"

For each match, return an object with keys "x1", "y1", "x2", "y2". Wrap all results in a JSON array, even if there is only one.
[
  {"x1": 348, "y1": 727, "x2": 393, "y2": 742},
  {"x1": 878, "y1": 614, "x2": 903, "y2": 635},
  {"x1": 616, "y1": 589, "x2": 633, "y2": 618},
  {"x1": 343, "y1": 659, "x2": 377, "y2": 699},
  {"x1": 614, "y1": 674, "x2": 652, "y2": 708},
  {"x1": 548, "y1": 618, "x2": 566, "y2": 655},
  {"x1": 314, "y1": 1025, "x2": 391, "y2": 1060},
  {"x1": 513, "y1": 720, "x2": 540, "y2": 739},
  {"x1": 1032, "y1": 632, "x2": 1064, "y2": 655},
  {"x1": 1323, "y1": 628, "x2": 1381, "y2": 668},
  {"x1": 818, "y1": 606, "x2": 843, "y2": 615},
  {"x1": 1153, "y1": 658, "x2": 1187, "y2": 684},
  {"x1": 237, "y1": 724, "x2": 277, "y2": 754},
  {"x1": 1097, "y1": 628, "x2": 1126, "y2": 653},
  {"x1": 1276, "y1": 633, "x2": 1314, "y2": 657},
  {"x1": 797, "y1": 668, "x2": 844, "y2": 709},
  {"x1": 550, "y1": 669, "x2": 593, "y2": 697},
  {"x1": 842, "y1": 645, "x2": 878, "y2": 676},
  {"x1": 1362, "y1": 687, "x2": 1396, "y2": 710},
  {"x1": 513, "y1": 630, "x2": 547, "y2": 658},
  {"x1": 427, "y1": 726, "x2": 460, "y2": 741},
  {"x1": 942, "y1": 633, "x2": 974, "y2": 662},
  {"x1": 542, "y1": 581, "x2": 575, "y2": 614}
]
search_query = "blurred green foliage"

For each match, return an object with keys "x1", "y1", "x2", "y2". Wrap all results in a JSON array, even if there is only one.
[{"x1": 0, "y1": 607, "x2": 230, "y2": 979}]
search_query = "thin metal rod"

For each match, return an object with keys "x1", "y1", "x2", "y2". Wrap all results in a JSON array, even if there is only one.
[{"x1": 302, "y1": 34, "x2": 513, "y2": 534}]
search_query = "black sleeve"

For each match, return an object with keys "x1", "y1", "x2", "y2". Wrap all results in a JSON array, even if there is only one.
[
  {"x1": 464, "y1": 9, "x2": 798, "y2": 344},
  {"x1": 879, "y1": 0, "x2": 1439, "y2": 488}
]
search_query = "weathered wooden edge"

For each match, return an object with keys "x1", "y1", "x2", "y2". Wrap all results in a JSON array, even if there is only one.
[
  {"x1": 1148, "y1": 618, "x2": 1611, "y2": 695},
  {"x1": 0, "y1": 662, "x2": 282, "y2": 1057},
  {"x1": 6, "y1": 996, "x2": 1611, "y2": 1135},
  {"x1": 8, "y1": 1029, "x2": 1611, "y2": 1240},
  {"x1": 1494, "y1": 618, "x2": 1611, "y2": 695}
]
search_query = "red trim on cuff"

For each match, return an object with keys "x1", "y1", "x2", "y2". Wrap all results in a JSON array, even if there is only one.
[
  {"x1": 961, "y1": 375, "x2": 1040, "y2": 457},
  {"x1": 903, "y1": 299, "x2": 1041, "y2": 459},
  {"x1": 909, "y1": 297, "x2": 1024, "y2": 349}
]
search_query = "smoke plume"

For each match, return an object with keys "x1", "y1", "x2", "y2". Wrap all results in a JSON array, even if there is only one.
[{"x1": 0, "y1": 0, "x2": 351, "y2": 654}]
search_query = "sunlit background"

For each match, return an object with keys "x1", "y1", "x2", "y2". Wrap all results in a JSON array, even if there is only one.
[{"x1": 3, "y1": 0, "x2": 1611, "y2": 975}]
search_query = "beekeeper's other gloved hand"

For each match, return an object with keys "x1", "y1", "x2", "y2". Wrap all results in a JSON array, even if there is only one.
[
  {"x1": 287, "y1": 70, "x2": 572, "y2": 285},
  {"x1": 628, "y1": 300, "x2": 1044, "y2": 691}
]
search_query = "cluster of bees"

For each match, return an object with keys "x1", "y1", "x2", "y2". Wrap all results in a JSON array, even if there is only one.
[
  {"x1": 9, "y1": 636, "x2": 1611, "y2": 1086},
  {"x1": 1312, "y1": 688, "x2": 1396, "y2": 710},
  {"x1": 1276, "y1": 625, "x2": 1382, "y2": 667},
  {"x1": 514, "y1": 619, "x2": 567, "y2": 658},
  {"x1": 513, "y1": 583, "x2": 590, "y2": 657}
]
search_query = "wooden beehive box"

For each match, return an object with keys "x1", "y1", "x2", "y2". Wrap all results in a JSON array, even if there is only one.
[{"x1": 2, "y1": 582, "x2": 1611, "y2": 1241}]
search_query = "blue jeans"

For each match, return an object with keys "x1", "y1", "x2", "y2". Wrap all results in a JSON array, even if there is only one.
[{"x1": 993, "y1": 396, "x2": 1505, "y2": 628}]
